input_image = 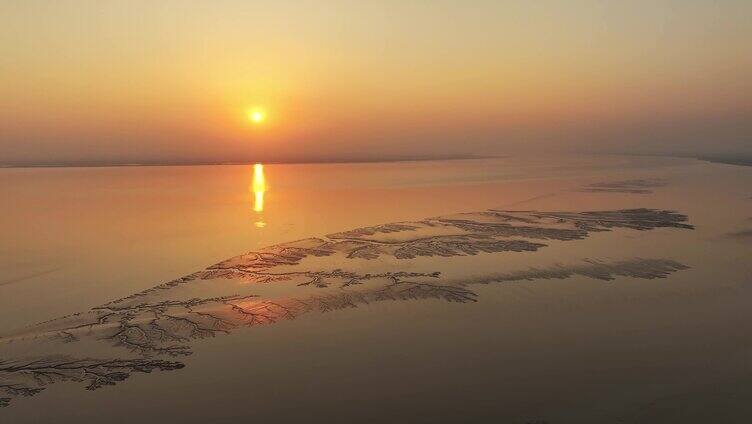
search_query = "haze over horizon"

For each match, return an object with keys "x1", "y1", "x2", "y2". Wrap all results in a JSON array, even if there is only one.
[{"x1": 2, "y1": 1, "x2": 751, "y2": 165}]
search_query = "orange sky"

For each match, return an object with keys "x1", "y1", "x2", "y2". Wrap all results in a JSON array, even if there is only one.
[{"x1": 1, "y1": 1, "x2": 751, "y2": 164}]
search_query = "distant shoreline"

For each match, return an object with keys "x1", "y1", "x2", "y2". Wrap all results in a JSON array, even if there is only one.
[
  {"x1": 4, "y1": 154, "x2": 751, "y2": 169},
  {"x1": 0, "y1": 154, "x2": 493, "y2": 169},
  {"x1": 700, "y1": 156, "x2": 752, "y2": 167},
  {"x1": 592, "y1": 151, "x2": 752, "y2": 168}
]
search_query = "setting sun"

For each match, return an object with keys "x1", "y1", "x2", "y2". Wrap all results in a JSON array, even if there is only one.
[{"x1": 248, "y1": 109, "x2": 266, "y2": 124}]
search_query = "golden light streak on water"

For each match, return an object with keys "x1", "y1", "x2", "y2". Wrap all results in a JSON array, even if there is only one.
[{"x1": 251, "y1": 163, "x2": 266, "y2": 227}]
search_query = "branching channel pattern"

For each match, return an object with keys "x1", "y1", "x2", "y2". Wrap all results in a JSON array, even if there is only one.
[{"x1": 0, "y1": 208, "x2": 693, "y2": 407}]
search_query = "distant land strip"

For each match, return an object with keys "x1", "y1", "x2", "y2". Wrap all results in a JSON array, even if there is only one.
[
  {"x1": 0, "y1": 154, "x2": 495, "y2": 169},
  {"x1": 699, "y1": 156, "x2": 752, "y2": 167}
]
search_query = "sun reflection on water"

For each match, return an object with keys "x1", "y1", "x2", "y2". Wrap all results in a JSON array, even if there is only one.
[{"x1": 251, "y1": 163, "x2": 266, "y2": 227}]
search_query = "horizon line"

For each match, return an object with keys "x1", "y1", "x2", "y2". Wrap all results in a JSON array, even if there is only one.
[{"x1": 0, "y1": 154, "x2": 494, "y2": 169}]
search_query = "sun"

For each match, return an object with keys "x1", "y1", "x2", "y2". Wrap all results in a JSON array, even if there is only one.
[{"x1": 247, "y1": 108, "x2": 266, "y2": 124}]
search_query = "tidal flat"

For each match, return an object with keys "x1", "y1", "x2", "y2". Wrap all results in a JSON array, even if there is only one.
[{"x1": 1, "y1": 155, "x2": 751, "y2": 423}]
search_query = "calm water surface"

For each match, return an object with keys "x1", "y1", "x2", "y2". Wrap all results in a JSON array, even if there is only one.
[{"x1": 1, "y1": 155, "x2": 751, "y2": 423}]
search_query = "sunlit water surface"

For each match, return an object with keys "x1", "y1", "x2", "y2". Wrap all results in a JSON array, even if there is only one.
[{"x1": 1, "y1": 155, "x2": 751, "y2": 423}]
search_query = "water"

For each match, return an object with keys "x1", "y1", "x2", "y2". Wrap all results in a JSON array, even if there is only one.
[{"x1": 1, "y1": 155, "x2": 751, "y2": 423}]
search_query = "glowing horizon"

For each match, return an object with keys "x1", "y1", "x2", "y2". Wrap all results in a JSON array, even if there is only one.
[{"x1": 1, "y1": 1, "x2": 751, "y2": 164}]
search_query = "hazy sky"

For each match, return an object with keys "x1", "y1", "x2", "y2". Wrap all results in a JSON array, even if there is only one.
[{"x1": 1, "y1": 0, "x2": 750, "y2": 164}]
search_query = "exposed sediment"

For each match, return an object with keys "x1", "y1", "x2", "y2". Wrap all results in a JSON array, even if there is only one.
[
  {"x1": 0, "y1": 208, "x2": 693, "y2": 407},
  {"x1": 580, "y1": 179, "x2": 666, "y2": 194}
]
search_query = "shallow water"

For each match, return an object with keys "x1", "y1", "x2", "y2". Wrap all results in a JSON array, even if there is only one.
[{"x1": 1, "y1": 155, "x2": 751, "y2": 423}]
